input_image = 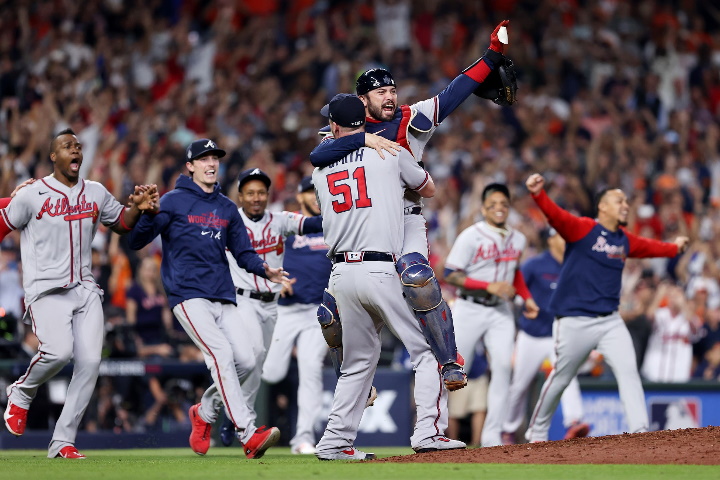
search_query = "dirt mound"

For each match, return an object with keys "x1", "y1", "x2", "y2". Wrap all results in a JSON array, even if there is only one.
[{"x1": 380, "y1": 427, "x2": 720, "y2": 465}]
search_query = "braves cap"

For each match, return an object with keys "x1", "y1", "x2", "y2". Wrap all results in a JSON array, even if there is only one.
[
  {"x1": 298, "y1": 176, "x2": 314, "y2": 193},
  {"x1": 238, "y1": 167, "x2": 271, "y2": 191},
  {"x1": 320, "y1": 93, "x2": 365, "y2": 128},
  {"x1": 186, "y1": 138, "x2": 226, "y2": 161}
]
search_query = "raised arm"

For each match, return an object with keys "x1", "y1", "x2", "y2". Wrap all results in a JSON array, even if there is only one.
[{"x1": 526, "y1": 173, "x2": 595, "y2": 243}]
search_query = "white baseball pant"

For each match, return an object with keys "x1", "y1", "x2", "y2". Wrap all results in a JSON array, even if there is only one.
[
  {"x1": 262, "y1": 303, "x2": 327, "y2": 449},
  {"x1": 316, "y1": 261, "x2": 448, "y2": 455},
  {"x1": 452, "y1": 298, "x2": 515, "y2": 447},
  {"x1": 502, "y1": 330, "x2": 584, "y2": 434},
  {"x1": 173, "y1": 298, "x2": 258, "y2": 443},
  {"x1": 7, "y1": 285, "x2": 103, "y2": 458},
  {"x1": 526, "y1": 312, "x2": 648, "y2": 442}
]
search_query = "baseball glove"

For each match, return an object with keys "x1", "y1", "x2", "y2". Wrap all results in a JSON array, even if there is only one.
[{"x1": 473, "y1": 56, "x2": 518, "y2": 106}]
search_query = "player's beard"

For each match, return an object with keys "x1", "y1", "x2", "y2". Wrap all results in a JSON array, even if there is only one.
[
  {"x1": 367, "y1": 100, "x2": 395, "y2": 122},
  {"x1": 618, "y1": 220, "x2": 628, "y2": 227}
]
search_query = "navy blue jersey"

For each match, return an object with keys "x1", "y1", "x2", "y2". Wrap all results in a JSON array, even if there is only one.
[
  {"x1": 278, "y1": 231, "x2": 332, "y2": 306},
  {"x1": 532, "y1": 191, "x2": 679, "y2": 318},
  {"x1": 518, "y1": 251, "x2": 562, "y2": 337},
  {"x1": 127, "y1": 175, "x2": 266, "y2": 309}
]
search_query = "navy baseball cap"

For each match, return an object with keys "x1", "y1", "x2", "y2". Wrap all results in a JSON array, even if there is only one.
[
  {"x1": 320, "y1": 94, "x2": 365, "y2": 128},
  {"x1": 186, "y1": 138, "x2": 226, "y2": 161},
  {"x1": 238, "y1": 167, "x2": 271, "y2": 191},
  {"x1": 298, "y1": 176, "x2": 314, "y2": 193}
]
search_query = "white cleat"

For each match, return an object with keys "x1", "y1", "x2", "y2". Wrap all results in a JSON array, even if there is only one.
[
  {"x1": 413, "y1": 436, "x2": 466, "y2": 453},
  {"x1": 291, "y1": 443, "x2": 316, "y2": 455},
  {"x1": 316, "y1": 447, "x2": 376, "y2": 461}
]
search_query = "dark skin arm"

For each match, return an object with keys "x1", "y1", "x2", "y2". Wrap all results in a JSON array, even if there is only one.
[{"x1": 110, "y1": 184, "x2": 160, "y2": 234}]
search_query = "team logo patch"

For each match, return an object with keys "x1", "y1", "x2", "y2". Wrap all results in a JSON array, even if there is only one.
[{"x1": 649, "y1": 397, "x2": 700, "y2": 431}]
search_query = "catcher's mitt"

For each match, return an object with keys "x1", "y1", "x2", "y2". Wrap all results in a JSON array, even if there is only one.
[{"x1": 473, "y1": 56, "x2": 518, "y2": 106}]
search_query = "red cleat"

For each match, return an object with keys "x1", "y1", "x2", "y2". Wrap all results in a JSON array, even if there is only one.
[
  {"x1": 243, "y1": 426, "x2": 280, "y2": 459},
  {"x1": 4, "y1": 402, "x2": 28, "y2": 436},
  {"x1": 188, "y1": 404, "x2": 212, "y2": 455},
  {"x1": 564, "y1": 422, "x2": 591, "y2": 439},
  {"x1": 56, "y1": 446, "x2": 86, "y2": 459}
]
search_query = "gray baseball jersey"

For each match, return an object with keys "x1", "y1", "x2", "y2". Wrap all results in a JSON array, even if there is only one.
[
  {"x1": 228, "y1": 210, "x2": 305, "y2": 294},
  {"x1": 314, "y1": 144, "x2": 451, "y2": 453},
  {"x1": 2, "y1": 176, "x2": 125, "y2": 309},
  {"x1": 312, "y1": 146, "x2": 429, "y2": 256}
]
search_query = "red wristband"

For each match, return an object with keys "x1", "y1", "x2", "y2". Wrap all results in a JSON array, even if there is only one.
[{"x1": 463, "y1": 278, "x2": 490, "y2": 290}]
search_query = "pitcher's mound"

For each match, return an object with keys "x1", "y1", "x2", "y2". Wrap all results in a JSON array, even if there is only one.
[{"x1": 380, "y1": 427, "x2": 720, "y2": 465}]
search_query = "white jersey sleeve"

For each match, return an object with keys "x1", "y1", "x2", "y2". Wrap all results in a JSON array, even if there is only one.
[
  {"x1": 97, "y1": 185, "x2": 126, "y2": 226},
  {"x1": 407, "y1": 98, "x2": 440, "y2": 161},
  {"x1": 445, "y1": 227, "x2": 476, "y2": 272},
  {"x1": 278, "y1": 211, "x2": 305, "y2": 236},
  {"x1": 399, "y1": 148, "x2": 430, "y2": 191},
  {"x1": 3, "y1": 187, "x2": 34, "y2": 230}
]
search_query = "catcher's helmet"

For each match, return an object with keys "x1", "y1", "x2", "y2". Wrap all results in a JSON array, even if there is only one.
[{"x1": 356, "y1": 68, "x2": 396, "y2": 96}]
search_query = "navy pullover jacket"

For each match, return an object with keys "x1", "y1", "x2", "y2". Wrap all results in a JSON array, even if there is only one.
[{"x1": 127, "y1": 175, "x2": 267, "y2": 309}]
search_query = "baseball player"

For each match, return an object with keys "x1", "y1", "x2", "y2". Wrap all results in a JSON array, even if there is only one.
[
  {"x1": 443, "y1": 183, "x2": 539, "y2": 447},
  {"x1": 1, "y1": 128, "x2": 158, "y2": 459},
  {"x1": 524, "y1": 173, "x2": 689, "y2": 443},
  {"x1": 501, "y1": 228, "x2": 589, "y2": 444},
  {"x1": 309, "y1": 21, "x2": 515, "y2": 391},
  {"x1": 126, "y1": 139, "x2": 287, "y2": 459},
  {"x1": 211, "y1": 167, "x2": 323, "y2": 446},
  {"x1": 314, "y1": 93, "x2": 465, "y2": 460},
  {"x1": 259, "y1": 176, "x2": 331, "y2": 455},
  {"x1": 641, "y1": 282, "x2": 702, "y2": 383}
]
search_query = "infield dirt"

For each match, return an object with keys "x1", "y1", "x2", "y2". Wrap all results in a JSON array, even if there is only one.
[{"x1": 380, "y1": 426, "x2": 720, "y2": 465}]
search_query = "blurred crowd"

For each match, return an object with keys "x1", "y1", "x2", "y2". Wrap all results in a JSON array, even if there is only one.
[{"x1": 2, "y1": 0, "x2": 720, "y2": 434}]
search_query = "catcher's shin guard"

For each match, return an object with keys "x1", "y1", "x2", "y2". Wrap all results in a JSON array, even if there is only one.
[
  {"x1": 318, "y1": 289, "x2": 343, "y2": 378},
  {"x1": 396, "y1": 253, "x2": 463, "y2": 370}
]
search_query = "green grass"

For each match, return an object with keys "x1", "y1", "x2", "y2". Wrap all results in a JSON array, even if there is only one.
[{"x1": 0, "y1": 448, "x2": 716, "y2": 480}]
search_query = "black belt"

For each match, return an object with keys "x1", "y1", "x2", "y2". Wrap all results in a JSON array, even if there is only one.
[
  {"x1": 407, "y1": 206, "x2": 422, "y2": 215},
  {"x1": 333, "y1": 251, "x2": 396, "y2": 264},
  {"x1": 557, "y1": 311, "x2": 614, "y2": 320},
  {"x1": 236, "y1": 288, "x2": 278, "y2": 303},
  {"x1": 461, "y1": 294, "x2": 500, "y2": 307}
]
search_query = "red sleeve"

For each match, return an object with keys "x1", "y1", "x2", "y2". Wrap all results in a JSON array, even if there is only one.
[
  {"x1": 463, "y1": 278, "x2": 490, "y2": 291},
  {"x1": 0, "y1": 201, "x2": 12, "y2": 241},
  {"x1": 624, "y1": 229, "x2": 679, "y2": 258},
  {"x1": 513, "y1": 269, "x2": 531, "y2": 300},
  {"x1": 463, "y1": 58, "x2": 492, "y2": 83},
  {"x1": 531, "y1": 190, "x2": 596, "y2": 243}
]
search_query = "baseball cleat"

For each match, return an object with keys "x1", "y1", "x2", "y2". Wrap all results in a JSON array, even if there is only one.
[
  {"x1": 316, "y1": 447, "x2": 376, "y2": 461},
  {"x1": 291, "y1": 443, "x2": 316, "y2": 455},
  {"x1": 365, "y1": 385, "x2": 378, "y2": 408},
  {"x1": 441, "y1": 363, "x2": 468, "y2": 391},
  {"x1": 413, "y1": 436, "x2": 466, "y2": 453},
  {"x1": 56, "y1": 446, "x2": 86, "y2": 459},
  {"x1": 564, "y1": 422, "x2": 591, "y2": 439},
  {"x1": 188, "y1": 404, "x2": 212, "y2": 455},
  {"x1": 4, "y1": 402, "x2": 28, "y2": 436},
  {"x1": 219, "y1": 418, "x2": 236, "y2": 447},
  {"x1": 243, "y1": 425, "x2": 280, "y2": 459}
]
